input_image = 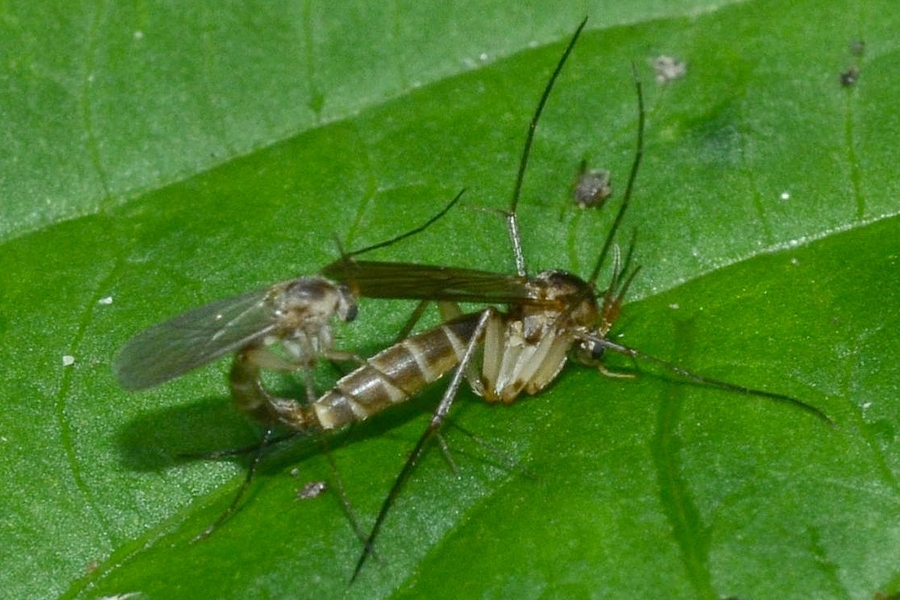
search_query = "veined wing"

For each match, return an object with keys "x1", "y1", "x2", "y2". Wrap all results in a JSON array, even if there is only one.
[
  {"x1": 115, "y1": 287, "x2": 280, "y2": 391},
  {"x1": 321, "y1": 260, "x2": 541, "y2": 304}
]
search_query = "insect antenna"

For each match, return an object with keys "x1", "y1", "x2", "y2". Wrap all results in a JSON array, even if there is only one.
[{"x1": 506, "y1": 16, "x2": 589, "y2": 277}]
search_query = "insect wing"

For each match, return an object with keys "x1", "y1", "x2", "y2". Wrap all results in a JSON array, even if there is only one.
[
  {"x1": 115, "y1": 288, "x2": 280, "y2": 391},
  {"x1": 321, "y1": 260, "x2": 540, "y2": 304}
]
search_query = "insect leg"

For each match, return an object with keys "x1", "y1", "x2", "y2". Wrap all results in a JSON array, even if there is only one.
[
  {"x1": 506, "y1": 17, "x2": 589, "y2": 277},
  {"x1": 351, "y1": 308, "x2": 495, "y2": 582},
  {"x1": 395, "y1": 301, "x2": 484, "y2": 474},
  {"x1": 231, "y1": 343, "x2": 380, "y2": 546},
  {"x1": 588, "y1": 66, "x2": 645, "y2": 285},
  {"x1": 594, "y1": 337, "x2": 834, "y2": 426},
  {"x1": 444, "y1": 418, "x2": 536, "y2": 480},
  {"x1": 314, "y1": 429, "x2": 377, "y2": 554},
  {"x1": 191, "y1": 347, "x2": 323, "y2": 539},
  {"x1": 192, "y1": 426, "x2": 277, "y2": 542},
  {"x1": 438, "y1": 301, "x2": 486, "y2": 396},
  {"x1": 179, "y1": 432, "x2": 298, "y2": 461},
  {"x1": 341, "y1": 189, "x2": 466, "y2": 259},
  {"x1": 433, "y1": 432, "x2": 460, "y2": 475},
  {"x1": 393, "y1": 299, "x2": 431, "y2": 342}
]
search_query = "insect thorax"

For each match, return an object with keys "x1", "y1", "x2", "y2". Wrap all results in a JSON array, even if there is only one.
[
  {"x1": 516, "y1": 270, "x2": 599, "y2": 337},
  {"x1": 271, "y1": 277, "x2": 357, "y2": 328}
]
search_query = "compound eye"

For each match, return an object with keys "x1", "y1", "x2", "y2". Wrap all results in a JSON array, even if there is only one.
[
  {"x1": 343, "y1": 302, "x2": 359, "y2": 322},
  {"x1": 573, "y1": 339, "x2": 605, "y2": 365},
  {"x1": 589, "y1": 341, "x2": 605, "y2": 361},
  {"x1": 572, "y1": 339, "x2": 599, "y2": 366}
]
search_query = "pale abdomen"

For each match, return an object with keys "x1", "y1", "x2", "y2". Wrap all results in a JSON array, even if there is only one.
[{"x1": 311, "y1": 316, "x2": 479, "y2": 429}]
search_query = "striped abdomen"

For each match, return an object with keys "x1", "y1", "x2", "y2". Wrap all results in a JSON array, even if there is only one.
[{"x1": 309, "y1": 315, "x2": 480, "y2": 430}]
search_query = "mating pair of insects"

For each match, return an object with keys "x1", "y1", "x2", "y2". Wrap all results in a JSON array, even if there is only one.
[{"x1": 115, "y1": 20, "x2": 830, "y2": 580}]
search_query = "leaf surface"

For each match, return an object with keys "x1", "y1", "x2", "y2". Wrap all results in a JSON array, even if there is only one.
[{"x1": 2, "y1": 2, "x2": 898, "y2": 599}]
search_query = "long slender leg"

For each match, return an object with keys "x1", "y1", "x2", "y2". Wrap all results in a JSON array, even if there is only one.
[
  {"x1": 192, "y1": 427, "x2": 277, "y2": 541},
  {"x1": 394, "y1": 299, "x2": 431, "y2": 342},
  {"x1": 351, "y1": 308, "x2": 495, "y2": 582},
  {"x1": 179, "y1": 432, "x2": 298, "y2": 461},
  {"x1": 506, "y1": 17, "x2": 589, "y2": 277},
  {"x1": 198, "y1": 347, "x2": 324, "y2": 540},
  {"x1": 588, "y1": 65, "x2": 645, "y2": 285},
  {"x1": 341, "y1": 189, "x2": 466, "y2": 258},
  {"x1": 595, "y1": 338, "x2": 834, "y2": 425},
  {"x1": 443, "y1": 419, "x2": 535, "y2": 480},
  {"x1": 248, "y1": 347, "x2": 375, "y2": 548},
  {"x1": 315, "y1": 430, "x2": 375, "y2": 554},
  {"x1": 433, "y1": 432, "x2": 460, "y2": 475},
  {"x1": 438, "y1": 301, "x2": 486, "y2": 396}
]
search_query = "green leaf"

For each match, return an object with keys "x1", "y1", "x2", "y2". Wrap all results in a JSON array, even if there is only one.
[{"x1": 2, "y1": 2, "x2": 898, "y2": 599}]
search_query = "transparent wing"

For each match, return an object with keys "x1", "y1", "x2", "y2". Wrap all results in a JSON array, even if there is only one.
[
  {"x1": 321, "y1": 260, "x2": 541, "y2": 304},
  {"x1": 115, "y1": 287, "x2": 280, "y2": 391}
]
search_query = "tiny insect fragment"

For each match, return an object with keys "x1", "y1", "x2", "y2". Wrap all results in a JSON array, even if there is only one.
[
  {"x1": 296, "y1": 481, "x2": 327, "y2": 500},
  {"x1": 573, "y1": 160, "x2": 612, "y2": 209},
  {"x1": 652, "y1": 55, "x2": 686, "y2": 84},
  {"x1": 840, "y1": 65, "x2": 860, "y2": 87},
  {"x1": 840, "y1": 39, "x2": 863, "y2": 87}
]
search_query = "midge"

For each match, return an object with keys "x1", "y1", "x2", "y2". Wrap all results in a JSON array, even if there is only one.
[
  {"x1": 113, "y1": 194, "x2": 461, "y2": 412},
  {"x1": 113, "y1": 191, "x2": 462, "y2": 541},
  {"x1": 114, "y1": 277, "x2": 358, "y2": 405}
]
